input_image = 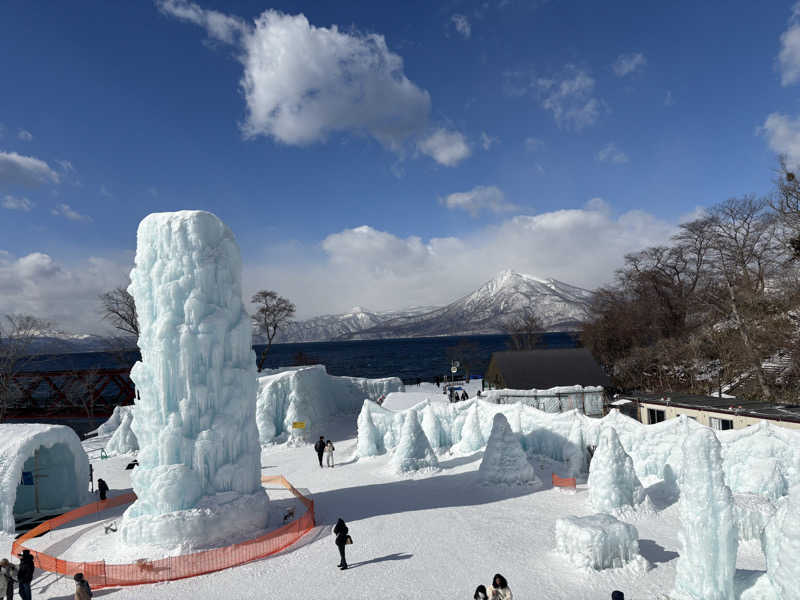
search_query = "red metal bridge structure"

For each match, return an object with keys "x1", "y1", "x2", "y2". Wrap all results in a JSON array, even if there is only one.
[{"x1": 4, "y1": 368, "x2": 135, "y2": 419}]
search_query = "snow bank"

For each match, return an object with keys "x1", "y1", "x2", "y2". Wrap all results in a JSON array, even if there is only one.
[
  {"x1": 587, "y1": 428, "x2": 646, "y2": 514},
  {"x1": 478, "y1": 413, "x2": 539, "y2": 486},
  {"x1": 256, "y1": 364, "x2": 403, "y2": 442},
  {"x1": 104, "y1": 408, "x2": 139, "y2": 456},
  {"x1": 90, "y1": 405, "x2": 135, "y2": 437},
  {"x1": 120, "y1": 211, "x2": 269, "y2": 550},
  {"x1": 674, "y1": 428, "x2": 737, "y2": 600},
  {"x1": 763, "y1": 486, "x2": 800, "y2": 599},
  {"x1": 391, "y1": 410, "x2": 438, "y2": 474},
  {"x1": 554, "y1": 514, "x2": 648, "y2": 571},
  {"x1": 0, "y1": 423, "x2": 90, "y2": 534}
]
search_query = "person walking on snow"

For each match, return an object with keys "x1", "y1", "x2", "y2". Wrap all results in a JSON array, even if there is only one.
[
  {"x1": 333, "y1": 518, "x2": 349, "y2": 570},
  {"x1": 16, "y1": 550, "x2": 33, "y2": 600},
  {"x1": 325, "y1": 440, "x2": 335, "y2": 468},
  {"x1": 489, "y1": 574, "x2": 512, "y2": 600},
  {"x1": 461, "y1": 390, "x2": 469, "y2": 401},
  {"x1": 73, "y1": 573, "x2": 92, "y2": 600},
  {"x1": 314, "y1": 436, "x2": 326, "y2": 468},
  {"x1": 1, "y1": 558, "x2": 18, "y2": 600},
  {"x1": 97, "y1": 478, "x2": 109, "y2": 501}
]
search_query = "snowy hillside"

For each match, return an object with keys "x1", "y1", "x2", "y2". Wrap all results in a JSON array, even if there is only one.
[{"x1": 274, "y1": 270, "x2": 593, "y2": 342}]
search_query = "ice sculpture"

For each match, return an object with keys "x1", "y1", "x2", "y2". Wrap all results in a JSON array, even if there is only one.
[
  {"x1": 420, "y1": 403, "x2": 447, "y2": 450},
  {"x1": 587, "y1": 428, "x2": 645, "y2": 514},
  {"x1": 566, "y1": 420, "x2": 589, "y2": 478},
  {"x1": 105, "y1": 409, "x2": 139, "y2": 456},
  {"x1": 673, "y1": 428, "x2": 737, "y2": 600},
  {"x1": 763, "y1": 485, "x2": 800, "y2": 599},
  {"x1": 554, "y1": 514, "x2": 649, "y2": 571},
  {"x1": 479, "y1": 413, "x2": 539, "y2": 486},
  {"x1": 733, "y1": 494, "x2": 776, "y2": 542},
  {"x1": 119, "y1": 211, "x2": 269, "y2": 550},
  {"x1": 391, "y1": 410, "x2": 438, "y2": 473},
  {"x1": 458, "y1": 403, "x2": 485, "y2": 452},
  {"x1": 357, "y1": 402, "x2": 384, "y2": 457}
]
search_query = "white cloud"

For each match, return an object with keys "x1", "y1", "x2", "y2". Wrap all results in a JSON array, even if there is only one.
[
  {"x1": 2, "y1": 195, "x2": 34, "y2": 211},
  {"x1": 664, "y1": 90, "x2": 674, "y2": 106},
  {"x1": 159, "y1": 1, "x2": 431, "y2": 150},
  {"x1": 480, "y1": 132, "x2": 499, "y2": 150},
  {"x1": 761, "y1": 112, "x2": 800, "y2": 168},
  {"x1": 56, "y1": 159, "x2": 75, "y2": 173},
  {"x1": 51, "y1": 203, "x2": 92, "y2": 222},
  {"x1": 0, "y1": 251, "x2": 131, "y2": 334},
  {"x1": 524, "y1": 137, "x2": 544, "y2": 151},
  {"x1": 17, "y1": 130, "x2": 33, "y2": 142},
  {"x1": 243, "y1": 201, "x2": 676, "y2": 320},
  {"x1": 612, "y1": 52, "x2": 647, "y2": 77},
  {"x1": 439, "y1": 185, "x2": 517, "y2": 217},
  {"x1": 0, "y1": 151, "x2": 60, "y2": 186},
  {"x1": 417, "y1": 129, "x2": 471, "y2": 166},
  {"x1": 779, "y1": 4, "x2": 800, "y2": 86},
  {"x1": 99, "y1": 185, "x2": 112, "y2": 198},
  {"x1": 451, "y1": 14, "x2": 471, "y2": 39},
  {"x1": 535, "y1": 65, "x2": 603, "y2": 131},
  {"x1": 595, "y1": 142, "x2": 629, "y2": 164}
]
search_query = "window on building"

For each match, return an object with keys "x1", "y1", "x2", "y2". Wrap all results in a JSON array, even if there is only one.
[
  {"x1": 647, "y1": 408, "x2": 665, "y2": 424},
  {"x1": 710, "y1": 417, "x2": 733, "y2": 430}
]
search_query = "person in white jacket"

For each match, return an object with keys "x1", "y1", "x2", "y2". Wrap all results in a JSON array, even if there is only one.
[
  {"x1": 489, "y1": 574, "x2": 512, "y2": 600},
  {"x1": 325, "y1": 440, "x2": 335, "y2": 468},
  {"x1": 0, "y1": 558, "x2": 18, "y2": 600}
]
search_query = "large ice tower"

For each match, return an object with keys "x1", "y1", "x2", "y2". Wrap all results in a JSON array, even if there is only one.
[{"x1": 119, "y1": 211, "x2": 269, "y2": 550}]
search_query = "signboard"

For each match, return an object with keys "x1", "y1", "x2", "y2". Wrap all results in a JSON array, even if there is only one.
[
  {"x1": 21, "y1": 471, "x2": 34, "y2": 486},
  {"x1": 450, "y1": 367, "x2": 457, "y2": 374},
  {"x1": 292, "y1": 421, "x2": 306, "y2": 429}
]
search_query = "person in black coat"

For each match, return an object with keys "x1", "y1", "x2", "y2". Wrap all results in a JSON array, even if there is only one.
[
  {"x1": 611, "y1": 592, "x2": 624, "y2": 600},
  {"x1": 314, "y1": 436, "x2": 326, "y2": 468},
  {"x1": 97, "y1": 478, "x2": 109, "y2": 501},
  {"x1": 16, "y1": 550, "x2": 34, "y2": 600},
  {"x1": 333, "y1": 518, "x2": 349, "y2": 570}
]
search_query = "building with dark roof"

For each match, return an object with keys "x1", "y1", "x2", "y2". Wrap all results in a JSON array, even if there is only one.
[{"x1": 484, "y1": 348, "x2": 611, "y2": 390}]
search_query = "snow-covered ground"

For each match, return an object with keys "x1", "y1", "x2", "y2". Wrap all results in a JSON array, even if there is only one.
[
  {"x1": 0, "y1": 411, "x2": 773, "y2": 600},
  {"x1": 382, "y1": 380, "x2": 483, "y2": 411}
]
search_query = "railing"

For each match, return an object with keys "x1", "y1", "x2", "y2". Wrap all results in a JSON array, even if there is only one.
[{"x1": 12, "y1": 475, "x2": 314, "y2": 589}]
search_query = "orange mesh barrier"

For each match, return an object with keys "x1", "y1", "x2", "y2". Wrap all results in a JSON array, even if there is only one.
[
  {"x1": 551, "y1": 474, "x2": 577, "y2": 488},
  {"x1": 12, "y1": 475, "x2": 314, "y2": 589}
]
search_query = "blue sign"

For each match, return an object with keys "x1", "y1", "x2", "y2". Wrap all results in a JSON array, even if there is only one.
[{"x1": 21, "y1": 471, "x2": 34, "y2": 485}]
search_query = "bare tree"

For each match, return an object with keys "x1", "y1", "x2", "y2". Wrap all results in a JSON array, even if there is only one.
[
  {"x1": 0, "y1": 315, "x2": 51, "y2": 422},
  {"x1": 99, "y1": 287, "x2": 139, "y2": 338},
  {"x1": 773, "y1": 160, "x2": 800, "y2": 259},
  {"x1": 504, "y1": 309, "x2": 545, "y2": 351},
  {"x1": 251, "y1": 290, "x2": 296, "y2": 372}
]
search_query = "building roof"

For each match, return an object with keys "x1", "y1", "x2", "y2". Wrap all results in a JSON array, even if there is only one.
[
  {"x1": 621, "y1": 393, "x2": 800, "y2": 424},
  {"x1": 487, "y1": 348, "x2": 610, "y2": 390}
]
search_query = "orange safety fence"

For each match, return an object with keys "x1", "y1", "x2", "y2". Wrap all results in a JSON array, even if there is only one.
[
  {"x1": 551, "y1": 474, "x2": 577, "y2": 489},
  {"x1": 12, "y1": 475, "x2": 314, "y2": 589}
]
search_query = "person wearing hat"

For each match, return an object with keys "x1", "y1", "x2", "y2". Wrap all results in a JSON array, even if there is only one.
[
  {"x1": 73, "y1": 573, "x2": 92, "y2": 600},
  {"x1": 16, "y1": 550, "x2": 33, "y2": 600},
  {"x1": 0, "y1": 558, "x2": 18, "y2": 600}
]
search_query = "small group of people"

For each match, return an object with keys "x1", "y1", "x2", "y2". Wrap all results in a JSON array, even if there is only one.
[
  {"x1": 314, "y1": 436, "x2": 336, "y2": 468},
  {"x1": 447, "y1": 387, "x2": 469, "y2": 403},
  {"x1": 1, "y1": 549, "x2": 35, "y2": 600},
  {"x1": 473, "y1": 574, "x2": 512, "y2": 600}
]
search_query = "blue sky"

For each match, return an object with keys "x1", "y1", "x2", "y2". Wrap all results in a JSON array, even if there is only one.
[{"x1": 2, "y1": 0, "x2": 800, "y2": 332}]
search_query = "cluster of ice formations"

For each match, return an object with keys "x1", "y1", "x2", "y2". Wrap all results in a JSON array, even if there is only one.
[
  {"x1": 762, "y1": 485, "x2": 800, "y2": 599},
  {"x1": 554, "y1": 514, "x2": 648, "y2": 571},
  {"x1": 356, "y1": 399, "x2": 800, "y2": 499},
  {"x1": 104, "y1": 408, "x2": 139, "y2": 456},
  {"x1": 256, "y1": 364, "x2": 403, "y2": 443},
  {"x1": 733, "y1": 494, "x2": 777, "y2": 542},
  {"x1": 478, "y1": 413, "x2": 539, "y2": 486},
  {"x1": 673, "y1": 429, "x2": 738, "y2": 600},
  {"x1": 391, "y1": 410, "x2": 439, "y2": 474},
  {"x1": 587, "y1": 428, "x2": 647, "y2": 514},
  {"x1": 120, "y1": 211, "x2": 269, "y2": 550},
  {"x1": 0, "y1": 424, "x2": 90, "y2": 534},
  {"x1": 91, "y1": 405, "x2": 135, "y2": 437},
  {"x1": 484, "y1": 385, "x2": 605, "y2": 416}
]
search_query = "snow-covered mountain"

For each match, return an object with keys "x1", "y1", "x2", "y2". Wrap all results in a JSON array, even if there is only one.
[{"x1": 273, "y1": 270, "x2": 593, "y2": 343}]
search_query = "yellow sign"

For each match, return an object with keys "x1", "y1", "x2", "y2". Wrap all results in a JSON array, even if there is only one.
[{"x1": 292, "y1": 421, "x2": 306, "y2": 429}]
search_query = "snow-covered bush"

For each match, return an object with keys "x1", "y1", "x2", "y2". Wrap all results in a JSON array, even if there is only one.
[
  {"x1": 391, "y1": 410, "x2": 438, "y2": 474},
  {"x1": 554, "y1": 514, "x2": 649, "y2": 571},
  {"x1": 673, "y1": 428, "x2": 737, "y2": 600},
  {"x1": 587, "y1": 427, "x2": 646, "y2": 514},
  {"x1": 478, "y1": 413, "x2": 539, "y2": 486}
]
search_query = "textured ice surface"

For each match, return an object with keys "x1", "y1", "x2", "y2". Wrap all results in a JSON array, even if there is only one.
[
  {"x1": 484, "y1": 385, "x2": 605, "y2": 415},
  {"x1": 105, "y1": 408, "x2": 139, "y2": 456},
  {"x1": 763, "y1": 485, "x2": 800, "y2": 600},
  {"x1": 554, "y1": 514, "x2": 648, "y2": 571},
  {"x1": 391, "y1": 409, "x2": 438, "y2": 473},
  {"x1": 120, "y1": 211, "x2": 268, "y2": 550},
  {"x1": 256, "y1": 365, "x2": 402, "y2": 443},
  {"x1": 478, "y1": 413, "x2": 539, "y2": 486},
  {"x1": 91, "y1": 405, "x2": 135, "y2": 437},
  {"x1": 674, "y1": 428, "x2": 738, "y2": 600},
  {"x1": 457, "y1": 403, "x2": 485, "y2": 452},
  {"x1": 587, "y1": 427, "x2": 646, "y2": 514},
  {"x1": 0, "y1": 424, "x2": 89, "y2": 534},
  {"x1": 733, "y1": 493, "x2": 776, "y2": 542}
]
